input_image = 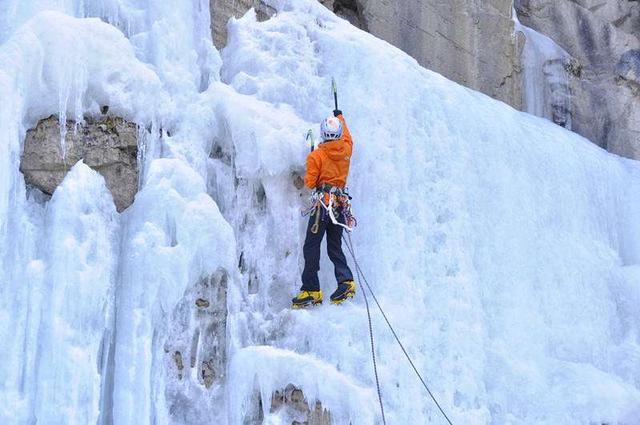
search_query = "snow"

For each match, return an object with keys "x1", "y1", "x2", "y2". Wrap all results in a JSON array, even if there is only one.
[{"x1": 0, "y1": 0, "x2": 639, "y2": 424}]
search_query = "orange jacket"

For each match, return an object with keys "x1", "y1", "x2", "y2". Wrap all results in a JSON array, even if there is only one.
[{"x1": 304, "y1": 114, "x2": 353, "y2": 189}]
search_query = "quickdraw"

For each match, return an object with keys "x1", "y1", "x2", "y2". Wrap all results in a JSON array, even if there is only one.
[
  {"x1": 301, "y1": 191, "x2": 321, "y2": 217},
  {"x1": 310, "y1": 203, "x2": 321, "y2": 234}
]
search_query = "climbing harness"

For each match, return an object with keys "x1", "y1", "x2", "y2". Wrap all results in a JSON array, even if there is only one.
[
  {"x1": 318, "y1": 189, "x2": 356, "y2": 232},
  {"x1": 301, "y1": 184, "x2": 357, "y2": 233},
  {"x1": 343, "y1": 233, "x2": 455, "y2": 425}
]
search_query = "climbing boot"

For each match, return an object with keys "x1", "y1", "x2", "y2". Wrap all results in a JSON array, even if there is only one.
[
  {"x1": 292, "y1": 290, "x2": 323, "y2": 309},
  {"x1": 330, "y1": 280, "x2": 356, "y2": 305}
]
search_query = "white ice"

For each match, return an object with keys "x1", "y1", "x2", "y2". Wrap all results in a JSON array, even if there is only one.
[{"x1": 0, "y1": 0, "x2": 639, "y2": 424}]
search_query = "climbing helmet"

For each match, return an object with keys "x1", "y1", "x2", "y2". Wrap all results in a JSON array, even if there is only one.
[{"x1": 320, "y1": 116, "x2": 343, "y2": 142}]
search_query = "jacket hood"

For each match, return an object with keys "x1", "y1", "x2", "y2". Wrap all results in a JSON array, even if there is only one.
[{"x1": 319, "y1": 140, "x2": 350, "y2": 161}]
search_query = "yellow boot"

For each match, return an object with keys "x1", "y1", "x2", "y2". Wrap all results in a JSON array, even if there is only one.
[
  {"x1": 330, "y1": 280, "x2": 356, "y2": 305},
  {"x1": 292, "y1": 290, "x2": 323, "y2": 309}
]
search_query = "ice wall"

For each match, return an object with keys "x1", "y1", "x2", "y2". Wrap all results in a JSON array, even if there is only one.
[
  {"x1": 0, "y1": 2, "x2": 234, "y2": 424},
  {"x1": 219, "y1": 4, "x2": 640, "y2": 424},
  {"x1": 0, "y1": 0, "x2": 639, "y2": 424}
]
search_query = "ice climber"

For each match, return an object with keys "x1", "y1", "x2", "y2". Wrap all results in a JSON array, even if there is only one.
[{"x1": 292, "y1": 110, "x2": 357, "y2": 309}]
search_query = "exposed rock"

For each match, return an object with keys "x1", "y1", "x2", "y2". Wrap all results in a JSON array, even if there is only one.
[
  {"x1": 354, "y1": 0, "x2": 523, "y2": 109},
  {"x1": 20, "y1": 115, "x2": 138, "y2": 212},
  {"x1": 516, "y1": 0, "x2": 640, "y2": 160},
  {"x1": 210, "y1": 0, "x2": 276, "y2": 49},
  {"x1": 269, "y1": 384, "x2": 331, "y2": 425},
  {"x1": 318, "y1": 0, "x2": 365, "y2": 29},
  {"x1": 201, "y1": 359, "x2": 216, "y2": 388},
  {"x1": 317, "y1": 0, "x2": 524, "y2": 106},
  {"x1": 292, "y1": 172, "x2": 304, "y2": 190},
  {"x1": 195, "y1": 298, "x2": 210, "y2": 308},
  {"x1": 174, "y1": 351, "x2": 184, "y2": 379}
]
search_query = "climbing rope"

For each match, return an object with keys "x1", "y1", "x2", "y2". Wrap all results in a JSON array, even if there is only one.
[
  {"x1": 354, "y1": 247, "x2": 387, "y2": 425},
  {"x1": 343, "y1": 233, "x2": 455, "y2": 425}
]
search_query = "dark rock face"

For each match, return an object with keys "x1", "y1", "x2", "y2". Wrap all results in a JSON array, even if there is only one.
[
  {"x1": 20, "y1": 115, "x2": 139, "y2": 212},
  {"x1": 354, "y1": 0, "x2": 523, "y2": 108},
  {"x1": 516, "y1": 0, "x2": 640, "y2": 160},
  {"x1": 320, "y1": 0, "x2": 365, "y2": 29}
]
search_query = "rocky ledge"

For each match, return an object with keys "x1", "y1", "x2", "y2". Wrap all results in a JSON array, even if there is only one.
[{"x1": 20, "y1": 114, "x2": 139, "y2": 212}]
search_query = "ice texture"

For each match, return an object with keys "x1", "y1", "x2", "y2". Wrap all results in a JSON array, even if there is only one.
[
  {"x1": 514, "y1": 14, "x2": 573, "y2": 129},
  {"x1": 0, "y1": 0, "x2": 639, "y2": 424}
]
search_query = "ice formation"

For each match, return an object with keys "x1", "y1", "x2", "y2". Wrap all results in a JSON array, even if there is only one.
[
  {"x1": 514, "y1": 14, "x2": 574, "y2": 130},
  {"x1": 0, "y1": 0, "x2": 639, "y2": 424}
]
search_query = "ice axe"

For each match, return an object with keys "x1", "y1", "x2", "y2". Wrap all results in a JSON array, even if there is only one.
[
  {"x1": 306, "y1": 78, "x2": 339, "y2": 153},
  {"x1": 306, "y1": 129, "x2": 315, "y2": 152},
  {"x1": 332, "y1": 77, "x2": 338, "y2": 111}
]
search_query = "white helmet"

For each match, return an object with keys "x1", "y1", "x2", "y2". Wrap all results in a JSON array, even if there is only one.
[{"x1": 320, "y1": 116, "x2": 343, "y2": 142}]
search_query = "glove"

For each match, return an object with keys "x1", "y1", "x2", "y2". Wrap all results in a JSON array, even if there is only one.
[{"x1": 333, "y1": 109, "x2": 342, "y2": 117}]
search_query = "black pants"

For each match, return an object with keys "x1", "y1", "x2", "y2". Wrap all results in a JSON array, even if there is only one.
[{"x1": 301, "y1": 206, "x2": 354, "y2": 291}]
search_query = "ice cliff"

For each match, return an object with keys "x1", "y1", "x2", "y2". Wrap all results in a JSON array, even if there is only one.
[{"x1": 0, "y1": 1, "x2": 639, "y2": 424}]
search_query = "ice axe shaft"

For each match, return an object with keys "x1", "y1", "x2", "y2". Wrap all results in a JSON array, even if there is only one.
[
  {"x1": 307, "y1": 79, "x2": 337, "y2": 154},
  {"x1": 332, "y1": 77, "x2": 338, "y2": 111}
]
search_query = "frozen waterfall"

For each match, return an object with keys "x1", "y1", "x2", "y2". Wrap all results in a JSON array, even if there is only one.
[{"x1": 0, "y1": 1, "x2": 639, "y2": 424}]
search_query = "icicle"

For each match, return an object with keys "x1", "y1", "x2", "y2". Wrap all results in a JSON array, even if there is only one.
[{"x1": 514, "y1": 12, "x2": 573, "y2": 129}]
